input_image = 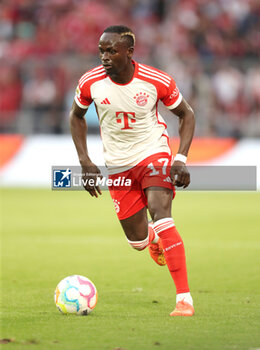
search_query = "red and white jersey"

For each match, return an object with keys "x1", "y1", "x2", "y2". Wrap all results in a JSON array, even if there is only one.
[{"x1": 75, "y1": 60, "x2": 182, "y2": 174}]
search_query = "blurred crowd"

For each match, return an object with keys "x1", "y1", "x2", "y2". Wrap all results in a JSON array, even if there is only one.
[{"x1": 0, "y1": 0, "x2": 260, "y2": 137}]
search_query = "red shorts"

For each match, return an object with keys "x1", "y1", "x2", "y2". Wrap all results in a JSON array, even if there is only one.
[{"x1": 108, "y1": 152, "x2": 175, "y2": 220}]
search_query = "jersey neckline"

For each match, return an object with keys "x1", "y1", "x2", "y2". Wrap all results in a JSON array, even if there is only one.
[{"x1": 107, "y1": 60, "x2": 138, "y2": 86}]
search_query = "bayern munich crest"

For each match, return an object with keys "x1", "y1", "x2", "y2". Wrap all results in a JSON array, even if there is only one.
[
  {"x1": 134, "y1": 92, "x2": 149, "y2": 106},
  {"x1": 113, "y1": 199, "x2": 120, "y2": 213}
]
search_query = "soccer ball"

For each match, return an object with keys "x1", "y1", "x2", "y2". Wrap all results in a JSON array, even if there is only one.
[{"x1": 54, "y1": 275, "x2": 98, "y2": 315}]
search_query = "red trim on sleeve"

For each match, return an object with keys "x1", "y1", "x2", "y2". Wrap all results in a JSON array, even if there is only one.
[
  {"x1": 76, "y1": 66, "x2": 107, "y2": 108},
  {"x1": 136, "y1": 63, "x2": 181, "y2": 108}
]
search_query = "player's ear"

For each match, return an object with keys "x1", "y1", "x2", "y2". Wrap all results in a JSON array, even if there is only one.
[{"x1": 127, "y1": 46, "x2": 134, "y2": 59}]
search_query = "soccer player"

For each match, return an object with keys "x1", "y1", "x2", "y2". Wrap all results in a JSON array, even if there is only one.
[{"x1": 70, "y1": 25, "x2": 195, "y2": 316}]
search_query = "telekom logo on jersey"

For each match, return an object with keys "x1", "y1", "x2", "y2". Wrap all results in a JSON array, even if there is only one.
[{"x1": 116, "y1": 111, "x2": 136, "y2": 130}]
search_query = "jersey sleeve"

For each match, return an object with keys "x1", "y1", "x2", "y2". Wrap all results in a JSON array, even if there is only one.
[
  {"x1": 74, "y1": 81, "x2": 93, "y2": 109},
  {"x1": 160, "y1": 77, "x2": 182, "y2": 110}
]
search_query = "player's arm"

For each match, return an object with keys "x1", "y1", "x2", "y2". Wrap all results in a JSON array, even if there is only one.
[
  {"x1": 69, "y1": 100, "x2": 102, "y2": 197},
  {"x1": 170, "y1": 98, "x2": 195, "y2": 188}
]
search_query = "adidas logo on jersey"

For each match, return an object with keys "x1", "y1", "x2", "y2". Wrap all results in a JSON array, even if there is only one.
[
  {"x1": 163, "y1": 176, "x2": 173, "y2": 183},
  {"x1": 101, "y1": 98, "x2": 111, "y2": 104}
]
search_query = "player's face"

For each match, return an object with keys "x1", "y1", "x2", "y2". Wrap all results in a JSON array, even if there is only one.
[{"x1": 98, "y1": 33, "x2": 133, "y2": 75}]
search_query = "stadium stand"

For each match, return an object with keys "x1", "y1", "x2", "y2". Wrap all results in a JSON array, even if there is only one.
[{"x1": 0, "y1": 0, "x2": 259, "y2": 137}]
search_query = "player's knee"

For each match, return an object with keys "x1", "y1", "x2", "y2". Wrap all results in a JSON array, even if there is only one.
[
  {"x1": 147, "y1": 189, "x2": 172, "y2": 221},
  {"x1": 149, "y1": 204, "x2": 171, "y2": 222},
  {"x1": 127, "y1": 235, "x2": 149, "y2": 251}
]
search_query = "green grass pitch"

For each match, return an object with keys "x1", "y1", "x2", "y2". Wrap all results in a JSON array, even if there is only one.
[{"x1": 1, "y1": 189, "x2": 260, "y2": 350}]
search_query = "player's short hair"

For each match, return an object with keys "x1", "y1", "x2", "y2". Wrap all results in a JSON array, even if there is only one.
[{"x1": 103, "y1": 25, "x2": 135, "y2": 47}]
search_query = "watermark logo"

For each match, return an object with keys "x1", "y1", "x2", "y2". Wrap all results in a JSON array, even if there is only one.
[
  {"x1": 51, "y1": 165, "x2": 257, "y2": 191},
  {"x1": 53, "y1": 169, "x2": 71, "y2": 188}
]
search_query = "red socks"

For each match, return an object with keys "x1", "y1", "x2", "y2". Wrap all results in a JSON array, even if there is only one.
[{"x1": 153, "y1": 218, "x2": 190, "y2": 294}]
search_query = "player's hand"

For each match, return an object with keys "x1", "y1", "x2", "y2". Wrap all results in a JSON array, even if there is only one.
[
  {"x1": 81, "y1": 162, "x2": 102, "y2": 197},
  {"x1": 170, "y1": 161, "x2": 190, "y2": 188}
]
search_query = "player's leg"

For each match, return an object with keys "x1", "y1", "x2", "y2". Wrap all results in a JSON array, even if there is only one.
[
  {"x1": 109, "y1": 172, "x2": 154, "y2": 251},
  {"x1": 145, "y1": 186, "x2": 194, "y2": 316},
  {"x1": 118, "y1": 208, "x2": 166, "y2": 265},
  {"x1": 109, "y1": 166, "x2": 166, "y2": 253},
  {"x1": 119, "y1": 206, "x2": 149, "y2": 250}
]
